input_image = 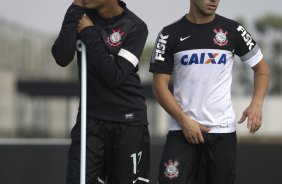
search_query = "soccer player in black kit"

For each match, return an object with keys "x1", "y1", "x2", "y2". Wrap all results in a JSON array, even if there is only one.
[
  {"x1": 150, "y1": 0, "x2": 270, "y2": 184},
  {"x1": 51, "y1": 0, "x2": 150, "y2": 184}
]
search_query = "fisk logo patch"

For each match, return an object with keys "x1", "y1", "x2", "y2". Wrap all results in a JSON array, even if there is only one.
[
  {"x1": 237, "y1": 25, "x2": 255, "y2": 50},
  {"x1": 180, "y1": 53, "x2": 227, "y2": 65},
  {"x1": 155, "y1": 33, "x2": 169, "y2": 61}
]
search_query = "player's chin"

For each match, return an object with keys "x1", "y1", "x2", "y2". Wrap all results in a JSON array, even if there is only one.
[
  {"x1": 204, "y1": 8, "x2": 217, "y2": 15},
  {"x1": 204, "y1": 11, "x2": 216, "y2": 16}
]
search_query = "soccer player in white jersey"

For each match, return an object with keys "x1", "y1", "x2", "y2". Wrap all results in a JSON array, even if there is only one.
[{"x1": 149, "y1": 0, "x2": 270, "y2": 183}]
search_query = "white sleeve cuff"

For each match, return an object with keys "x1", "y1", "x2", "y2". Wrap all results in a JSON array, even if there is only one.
[
  {"x1": 118, "y1": 48, "x2": 139, "y2": 67},
  {"x1": 242, "y1": 49, "x2": 263, "y2": 67}
]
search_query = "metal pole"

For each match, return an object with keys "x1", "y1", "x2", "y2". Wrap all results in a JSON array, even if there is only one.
[{"x1": 76, "y1": 40, "x2": 87, "y2": 184}]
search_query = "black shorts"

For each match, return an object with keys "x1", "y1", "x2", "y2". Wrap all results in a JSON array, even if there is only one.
[
  {"x1": 158, "y1": 131, "x2": 236, "y2": 184},
  {"x1": 66, "y1": 116, "x2": 150, "y2": 184}
]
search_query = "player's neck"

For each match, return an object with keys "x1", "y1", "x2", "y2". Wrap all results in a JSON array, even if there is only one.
[
  {"x1": 96, "y1": 3, "x2": 124, "y2": 19},
  {"x1": 186, "y1": 12, "x2": 215, "y2": 24}
]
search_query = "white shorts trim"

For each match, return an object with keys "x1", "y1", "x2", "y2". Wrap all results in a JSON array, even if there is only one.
[
  {"x1": 98, "y1": 177, "x2": 105, "y2": 184},
  {"x1": 133, "y1": 177, "x2": 149, "y2": 184}
]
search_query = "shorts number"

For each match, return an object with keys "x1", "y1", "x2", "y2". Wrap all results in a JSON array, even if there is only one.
[{"x1": 130, "y1": 151, "x2": 142, "y2": 174}]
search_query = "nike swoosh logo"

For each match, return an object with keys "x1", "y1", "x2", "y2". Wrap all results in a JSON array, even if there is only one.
[{"x1": 180, "y1": 36, "x2": 191, "y2": 41}]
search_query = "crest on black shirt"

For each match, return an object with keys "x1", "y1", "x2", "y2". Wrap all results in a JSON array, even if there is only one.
[
  {"x1": 213, "y1": 28, "x2": 228, "y2": 47},
  {"x1": 107, "y1": 28, "x2": 125, "y2": 47}
]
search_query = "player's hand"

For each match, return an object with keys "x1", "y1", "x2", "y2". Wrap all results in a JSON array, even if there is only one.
[
  {"x1": 182, "y1": 118, "x2": 209, "y2": 144},
  {"x1": 77, "y1": 14, "x2": 94, "y2": 33},
  {"x1": 73, "y1": 0, "x2": 84, "y2": 7},
  {"x1": 238, "y1": 104, "x2": 262, "y2": 134}
]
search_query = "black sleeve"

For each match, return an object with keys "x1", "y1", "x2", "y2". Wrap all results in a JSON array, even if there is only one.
[
  {"x1": 51, "y1": 4, "x2": 85, "y2": 67},
  {"x1": 234, "y1": 23, "x2": 258, "y2": 57},
  {"x1": 234, "y1": 23, "x2": 263, "y2": 67},
  {"x1": 149, "y1": 28, "x2": 174, "y2": 74},
  {"x1": 79, "y1": 22, "x2": 148, "y2": 88},
  {"x1": 118, "y1": 22, "x2": 148, "y2": 62}
]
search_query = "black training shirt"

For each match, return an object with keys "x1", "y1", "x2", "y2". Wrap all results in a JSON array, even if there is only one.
[{"x1": 52, "y1": 1, "x2": 148, "y2": 124}]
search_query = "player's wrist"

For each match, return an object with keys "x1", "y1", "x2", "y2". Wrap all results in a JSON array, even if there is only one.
[
  {"x1": 176, "y1": 113, "x2": 191, "y2": 128},
  {"x1": 250, "y1": 98, "x2": 264, "y2": 108}
]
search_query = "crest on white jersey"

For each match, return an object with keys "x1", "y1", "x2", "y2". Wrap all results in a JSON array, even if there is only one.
[{"x1": 213, "y1": 28, "x2": 228, "y2": 46}]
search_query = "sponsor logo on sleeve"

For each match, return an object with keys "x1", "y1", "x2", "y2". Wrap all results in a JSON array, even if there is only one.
[
  {"x1": 237, "y1": 25, "x2": 255, "y2": 50},
  {"x1": 155, "y1": 33, "x2": 169, "y2": 61}
]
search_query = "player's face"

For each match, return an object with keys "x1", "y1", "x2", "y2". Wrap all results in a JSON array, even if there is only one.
[
  {"x1": 190, "y1": 0, "x2": 220, "y2": 16},
  {"x1": 83, "y1": 0, "x2": 112, "y2": 9}
]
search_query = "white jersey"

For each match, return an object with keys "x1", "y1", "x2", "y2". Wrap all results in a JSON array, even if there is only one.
[{"x1": 150, "y1": 14, "x2": 263, "y2": 133}]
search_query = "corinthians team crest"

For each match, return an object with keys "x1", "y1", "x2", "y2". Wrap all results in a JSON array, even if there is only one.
[
  {"x1": 107, "y1": 28, "x2": 125, "y2": 47},
  {"x1": 164, "y1": 160, "x2": 179, "y2": 179},
  {"x1": 213, "y1": 28, "x2": 228, "y2": 46}
]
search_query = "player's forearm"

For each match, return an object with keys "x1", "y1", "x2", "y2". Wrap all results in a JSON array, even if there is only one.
[
  {"x1": 152, "y1": 76, "x2": 190, "y2": 127},
  {"x1": 154, "y1": 88, "x2": 188, "y2": 126},
  {"x1": 251, "y1": 60, "x2": 270, "y2": 106},
  {"x1": 52, "y1": 4, "x2": 85, "y2": 67},
  {"x1": 51, "y1": 30, "x2": 77, "y2": 67}
]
